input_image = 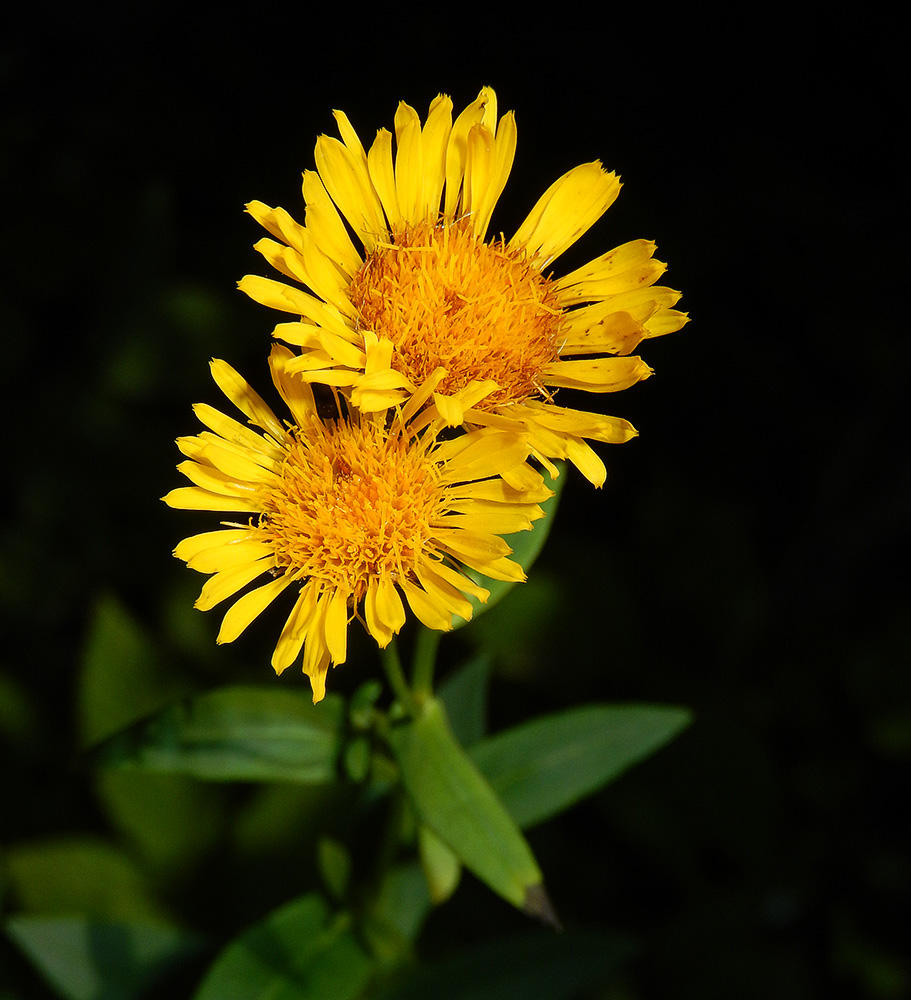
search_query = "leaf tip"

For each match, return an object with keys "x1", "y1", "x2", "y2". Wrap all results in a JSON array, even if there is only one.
[{"x1": 523, "y1": 882, "x2": 561, "y2": 930}]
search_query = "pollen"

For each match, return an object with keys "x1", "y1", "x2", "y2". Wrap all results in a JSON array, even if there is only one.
[
  {"x1": 349, "y1": 219, "x2": 565, "y2": 407},
  {"x1": 255, "y1": 417, "x2": 442, "y2": 600}
]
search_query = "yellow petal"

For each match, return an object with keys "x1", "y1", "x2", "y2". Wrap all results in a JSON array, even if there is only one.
[
  {"x1": 564, "y1": 437, "x2": 607, "y2": 488},
  {"x1": 174, "y1": 460, "x2": 263, "y2": 500},
  {"x1": 237, "y1": 275, "x2": 355, "y2": 341},
  {"x1": 209, "y1": 358, "x2": 287, "y2": 442},
  {"x1": 272, "y1": 583, "x2": 319, "y2": 674},
  {"x1": 481, "y1": 555, "x2": 528, "y2": 582},
  {"x1": 364, "y1": 578, "x2": 392, "y2": 648},
  {"x1": 367, "y1": 128, "x2": 401, "y2": 229},
  {"x1": 559, "y1": 308, "x2": 646, "y2": 357},
  {"x1": 253, "y1": 237, "x2": 310, "y2": 286},
  {"x1": 510, "y1": 399, "x2": 639, "y2": 444},
  {"x1": 282, "y1": 357, "x2": 346, "y2": 389},
  {"x1": 173, "y1": 528, "x2": 252, "y2": 563},
  {"x1": 195, "y1": 557, "x2": 274, "y2": 612},
  {"x1": 324, "y1": 587, "x2": 350, "y2": 665},
  {"x1": 453, "y1": 379, "x2": 499, "y2": 412},
  {"x1": 183, "y1": 432, "x2": 278, "y2": 477},
  {"x1": 192, "y1": 404, "x2": 285, "y2": 468},
  {"x1": 499, "y1": 461, "x2": 550, "y2": 493},
  {"x1": 435, "y1": 431, "x2": 530, "y2": 483},
  {"x1": 594, "y1": 283, "x2": 684, "y2": 321},
  {"x1": 542, "y1": 356, "x2": 653, "y2": 392},
  {"x1": 431, "y1": 391, "x2": 464, "y2": 427},
  {"x1": 218, "y1": 574, "x2": 294, "y2": 644},
  {"x1": 400, "y1": 578, "x2": 453, "y2": 631},
  {"x1": 302, "y1": 169, "x2": 362, "y2": 276},
  {"x1": 427, "y1": 560, "x2": 489, "y2": 603},
  {"x1": 246, "y1": 200, "x2": 307, "y2": 252},
  {"x1": 444, "y1": 87, "x2": 497, "y2": 219},
  {"x1": 162, "y1": 486, "x2": 260, "y2": 513},
  {"x1": 333, "y1": 109, "x2": 370, "y2": 163},
  {"x1": 253, "y1": 227, "x2": 355, "y2": 319},
  {"x1": 644, "y1": 307, "x2": 690, "y2": 338},
  {"x1": 444, "y1": 497, "x2": 545, "y2": 521},
  {"x1": 420, "y1": 94, "x2": 453, "y2": 216},
  {"x1": 510, "y1": 162, "x2": 621, "y2": 267},
  {"x1": 379, "y1": 577, "x2": 409, "y2": 628},
  {"x1": 188, "y1": 540, "x2": 275, "y2": 574},
  {"x1": 302, "y1": 595, "x2": 332, "y2": 696},
  {"x1": 436, "y1": 510, "x2": 539, "y2": 535},
  {"x1": 462, "y1": 122, "x2": 495, "y2": 232},
  {"x1": 559, "y1": 257, "x2": 667, "y2": 302},
  {"x1": 305, "y1": 647, "x2": 331, "y2": 704},
  {"x1": 469, "y1": 110, "x2": 516, "y2": 238},
  {"x1": 414, "y1": 563, "x2": 473, "y2": 622},
  {"x1": 350, "y1": 384, "x2": 410, "y2": 413},
  {"x1": 394, "y1": 103, "x2": 424, "y2": 226},
  {"x1": 554, "y1": 239, "x2": 662, "y2": 296},
  {"x1": 185, "y1": 440, "x2": 279, "y2": 487},
  {"x1": 432, "y1": 527, "x2": 512, "y2": 565},
  {"x1": 399, "y1": 366, "x2": 448, "y2": 425},
  {"x1": 268, "y1": 343, "x2": 318, "y2": 428},
  {"x1": 314, "y1": 135, "x2": 386, "y2": 251},
  {"x1": 363, "y1": 333, "x2": 395, "y2": 375},
  {"x1": 364, "y1": 575, "x2": 406, "y2": 648},
  {"x1": 447, "y1": 476, "x2": 552, "y2": 505}
]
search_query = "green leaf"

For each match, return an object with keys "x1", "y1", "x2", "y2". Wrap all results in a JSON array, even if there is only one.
[
  {"x1": 94, "y1": 770, "x2": 226, "y2": 874},
  {"x1": 4, "y1": 838, "x2": 170, "y2": 923},
  {"x1": 437, "y1": 652, "x2": 491, "y2": 747},
  {"x1": 93, "y1": 686, "x2": 345, "y2": 784},
  {"x1": 79, "y1": 593, "x2": 190, "y2": 748},
  {"x1": 361, "y1": 861, "x2": 431, "y2": 965},
  {"x1": 454, "y1": 462, "x2": 566, "y2": 629},
  {"x1": 229, "y1": 783, "x2": 339, "y2": 857},
  {"x1": 193, "y1": 893, "x2": 373, "y2": 1000},
  {"x1": 387, "y1": 699, "x2": 554, "y2": 923},
  {"x1": 317, "y1": 837, "x2": 352, "y2": 902},
  {"x1": 471, "y1": 704, "x2": 692, "y2": 829},
  {"x1": 371, "y1": 862, "x2": 431, "y2": 943},
  {"x1": 343, "y1": 735, "x2": 372, "y2": 782},
  {"x1": 374, "y1": 927, "x2": 634, "y2": 1000},
  {"x1": 5, "y1": 916, "x2": 205, "y2": 1000},
  {"x1": 417, "y1": 825, "x2": 461, "y2": 905}
]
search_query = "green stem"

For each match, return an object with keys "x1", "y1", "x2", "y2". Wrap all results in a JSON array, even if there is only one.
[
  {"x1": 378, "y1": 638, "x2": 419, "y2": 718},
  {"x1": 411, "y1": 626, "x2": 442, "y2": 700}
]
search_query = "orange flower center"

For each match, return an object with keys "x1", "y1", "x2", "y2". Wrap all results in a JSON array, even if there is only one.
[
  {"x1": 349, "y1": 218, "x2": 565, "y2": 407},
  {"x1": 256, "y1": 417, "x2": 443, "y2": 598}
]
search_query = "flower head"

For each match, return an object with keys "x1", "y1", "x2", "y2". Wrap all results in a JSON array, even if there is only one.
[
  {"x1": 239, "y1": 87, "x2": 687, "y2": 487},
  {"x1": 163, "y1": 345, "x2": 550, "y2": 702}
]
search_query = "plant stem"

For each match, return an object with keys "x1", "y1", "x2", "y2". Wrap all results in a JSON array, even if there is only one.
[
  {"x1": 412, "y1": 626, "x2": 442, "y2": 700},
  {"x1": 379, "y1": 638, "x2": 419, "y2": 718}
]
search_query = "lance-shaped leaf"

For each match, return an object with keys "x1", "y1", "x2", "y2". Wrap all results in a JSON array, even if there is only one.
[
  {"x1": 193, "y1": 892, "x2": 373, "y2": 1000},
  {"x1": 79, "y1": 593, "x2": 191, "y2": 748},
  {"x1": 93, "y1": 686, "x2": 345, "y2": 784},
  {"x1": 417, "y1": 825, "x2": 461, "y2": 904},
  {"x1": 470, "y1": 704, "x2": 692, "y2": 829},
  {"x1": 454, "y1": 462, "x2": 566, "y2": 629},
  {"x1": 5, "y1": 915, "x2": 205, "y2": 1000},
  {"x1": 387, "y1": 698, "x2": 556, "y2": 924}
]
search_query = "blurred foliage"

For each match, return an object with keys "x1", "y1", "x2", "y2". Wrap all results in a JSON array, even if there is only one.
[{"x1": 2, "y1": 10, "x2": 908, "y2": 1000}]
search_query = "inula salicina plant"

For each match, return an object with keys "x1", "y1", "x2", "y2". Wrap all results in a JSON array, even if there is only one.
[{"x1": 8, "y1": 88, "x2": 691, "y2": 999}]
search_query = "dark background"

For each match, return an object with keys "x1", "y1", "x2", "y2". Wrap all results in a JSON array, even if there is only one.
[{"x1": 2, "y1": 8, "x2": 908, "y2": 999}]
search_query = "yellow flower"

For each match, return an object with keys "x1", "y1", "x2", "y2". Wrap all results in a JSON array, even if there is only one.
[
  {"x1": 163, "y1": 345, "x2": 550, "y2": 702},
  {"x1": 239, "y1": 87, "x2": 688, "y2": 488}
]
